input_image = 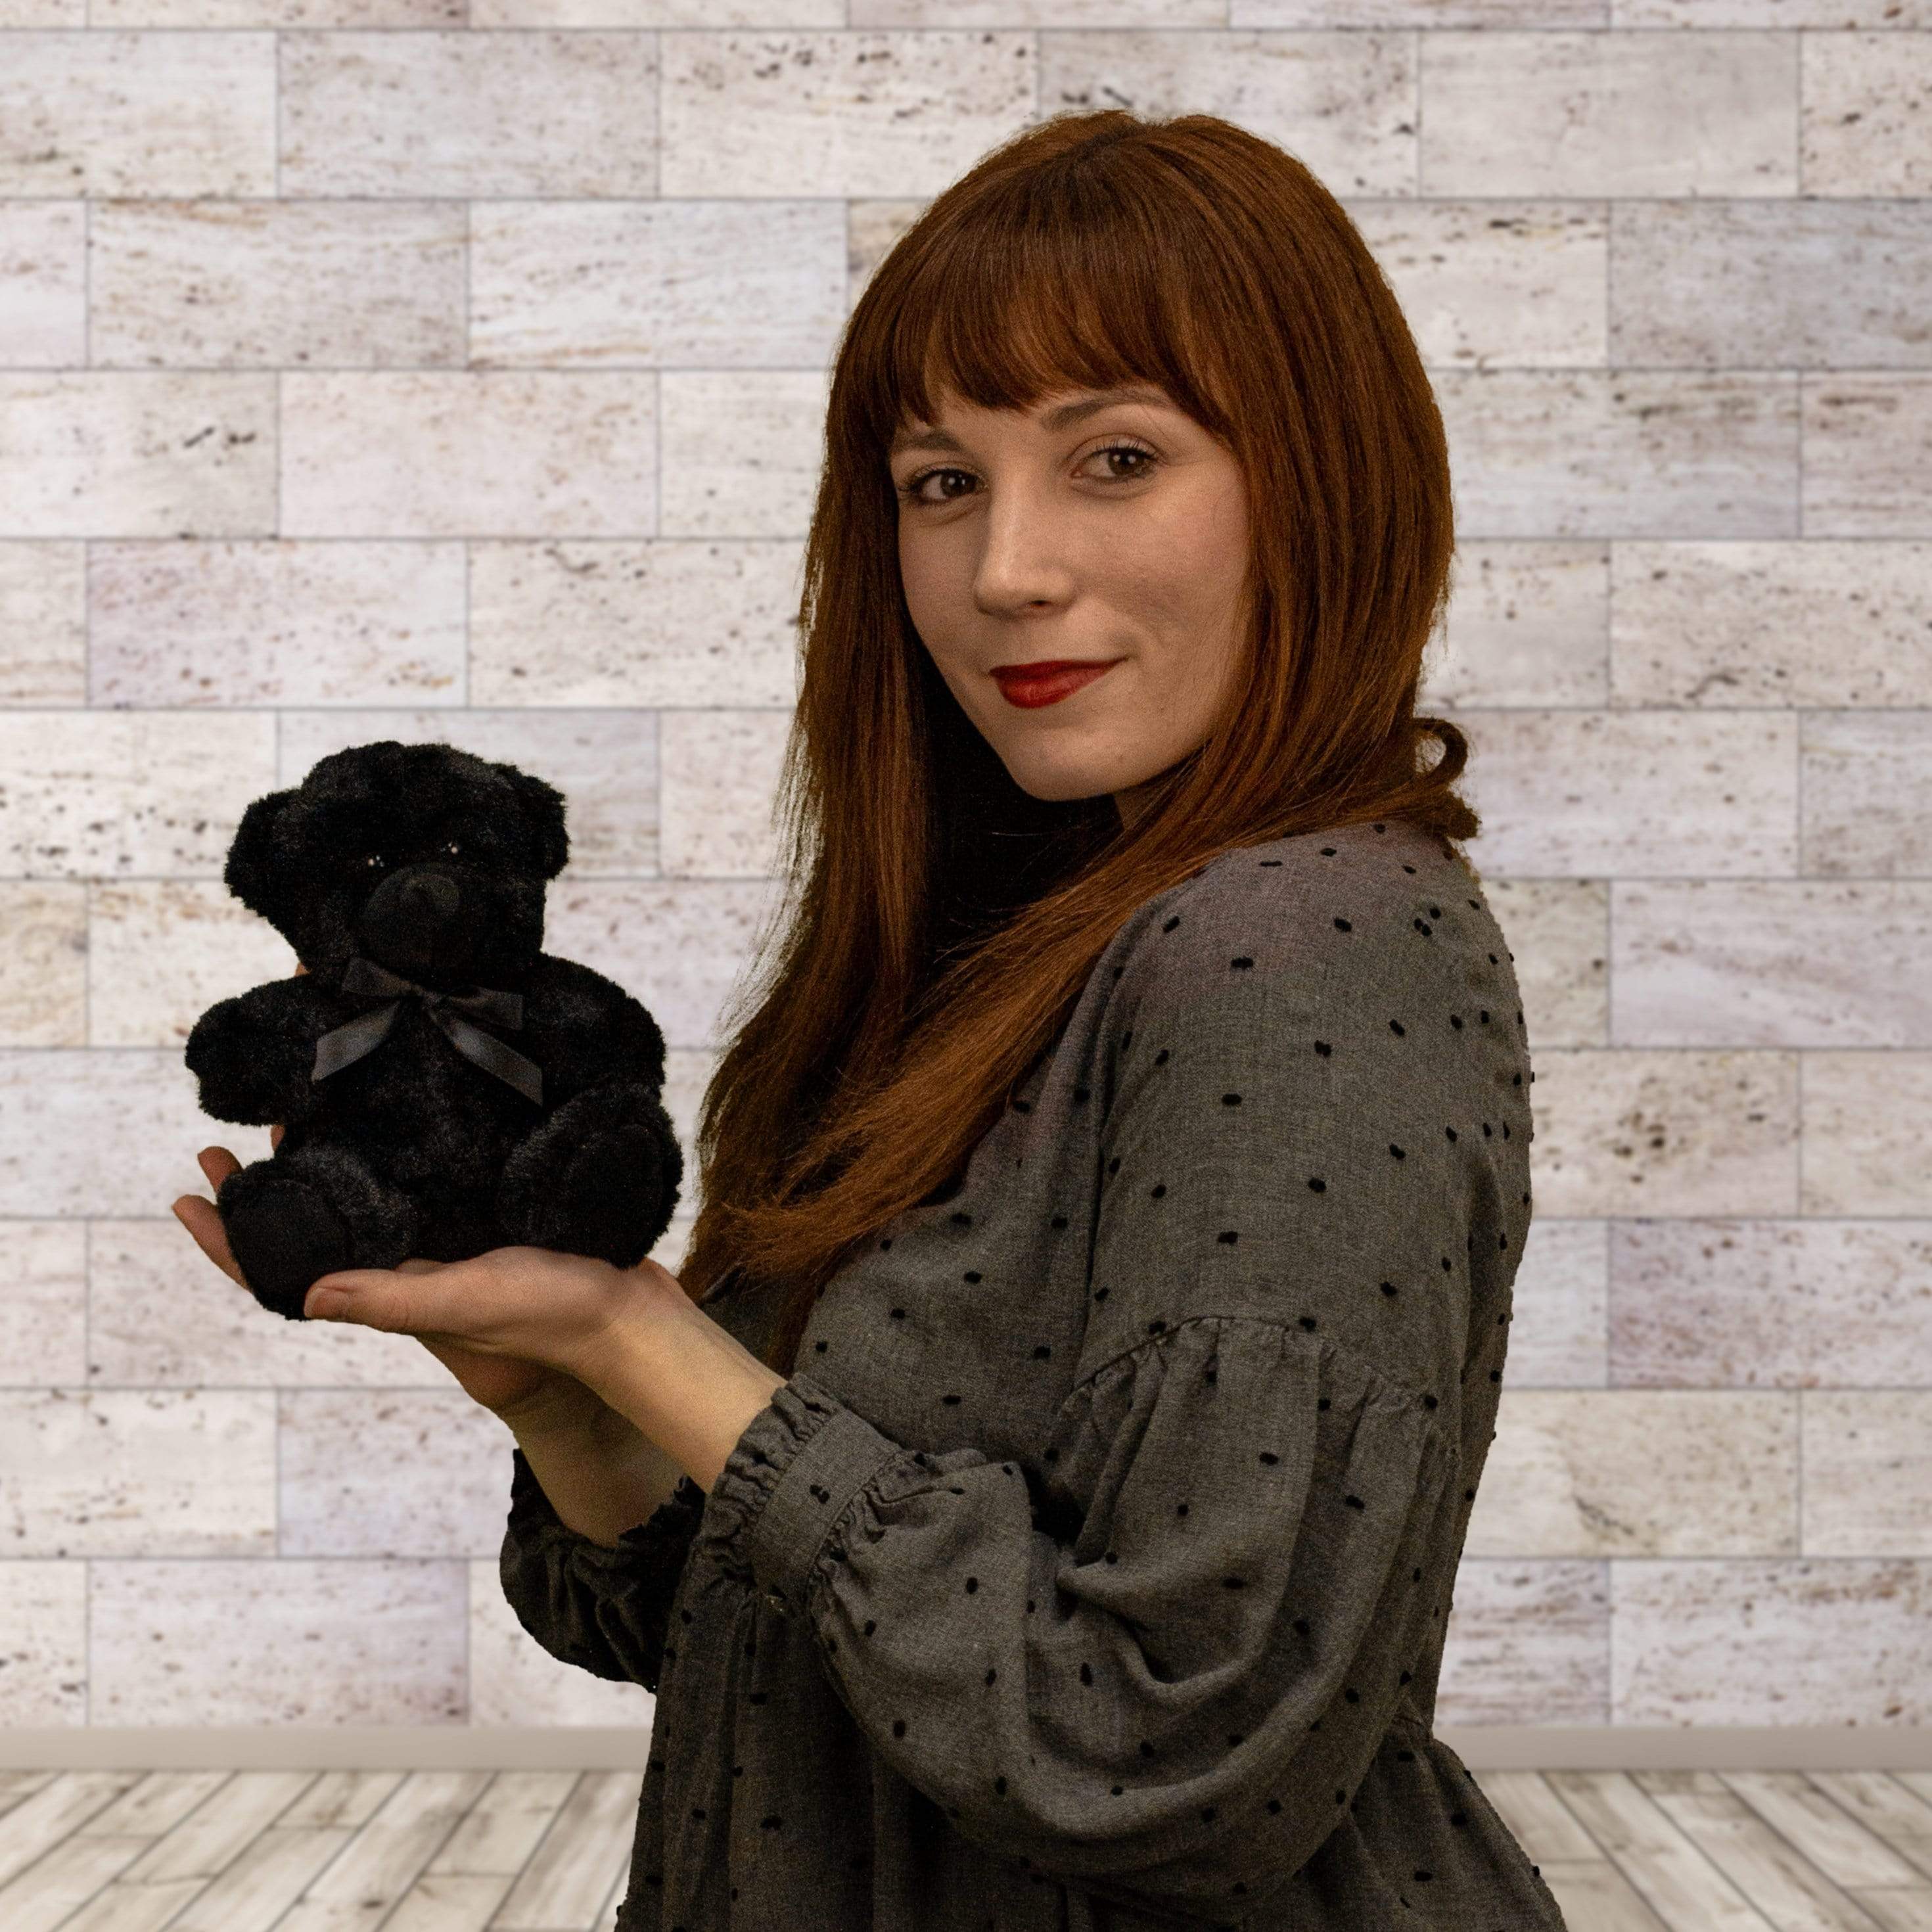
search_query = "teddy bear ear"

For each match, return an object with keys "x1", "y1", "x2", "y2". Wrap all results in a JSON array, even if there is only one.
[
  {"x1": 508, "y1": 769, "x2": 570, "y2": 881},
  {"x1": 222, "y1": 788, "x2": 300, "y2": 926}
]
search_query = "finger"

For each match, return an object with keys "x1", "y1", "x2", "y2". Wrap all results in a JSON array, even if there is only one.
[
  {"x1": 304, "y1": 1270, "x2": 417, "y2": 1327},
  {"x1": 172, "y1": 1191, "x2": 246, "y2": 1289},
  {"x1": 304, "y1": 1262, "x2": 505, "y2": 1342},
  {"x1": 197, "y1": 1145, "x2": 239, "y2": 1189}
]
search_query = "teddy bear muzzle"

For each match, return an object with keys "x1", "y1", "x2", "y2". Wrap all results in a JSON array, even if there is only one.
[{"x1": 359, "y1": 865, "x2": 468, "y2": 980}]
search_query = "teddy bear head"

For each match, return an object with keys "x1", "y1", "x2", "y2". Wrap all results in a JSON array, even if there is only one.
[{"x1": 221, "y1": 739, "x2": 570, "y2": 992}]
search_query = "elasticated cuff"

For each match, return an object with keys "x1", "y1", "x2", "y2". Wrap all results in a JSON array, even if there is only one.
[{"x1": 695, "y1": 1371, "x2": 906, "y2": 1618}]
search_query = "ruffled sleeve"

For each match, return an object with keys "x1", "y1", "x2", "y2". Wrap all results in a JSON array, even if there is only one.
[
  {"x1": 499, "y1": 1443, "x2": 709, "y2": 1692},
  {"x1": 699, "y1": 1325, "x2": 1455, "y2": 1924}
]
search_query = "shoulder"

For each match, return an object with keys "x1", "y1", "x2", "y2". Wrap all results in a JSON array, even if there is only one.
[
  {"x1": 1106, "y1": 819, "x2": 1488, "y2": 1026},
  {"x1": 1070, "y1": 821, "x2": 1525, "y2": 1413}
]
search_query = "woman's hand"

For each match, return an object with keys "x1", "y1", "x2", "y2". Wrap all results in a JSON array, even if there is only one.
[
  {"x1": 172, "y1": 1141, "x2": 633, "y2": 1427},
  {"x1": 170, "y1": 960, "x2": 661, "y2": 1430}
]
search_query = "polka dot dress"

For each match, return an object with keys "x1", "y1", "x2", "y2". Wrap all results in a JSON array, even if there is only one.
[{"x1": 500, "y1": 819, "x2": 1567, "y2": 1931}]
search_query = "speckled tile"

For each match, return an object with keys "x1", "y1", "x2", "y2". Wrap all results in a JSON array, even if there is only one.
[{"x1": 89, "y1": 202, "x2": 467, "y2": 370}]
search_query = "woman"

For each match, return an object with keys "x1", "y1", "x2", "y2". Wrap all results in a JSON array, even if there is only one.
[{"x1": 177, "y1": 109, "x2": 1563, "y2": 1931}]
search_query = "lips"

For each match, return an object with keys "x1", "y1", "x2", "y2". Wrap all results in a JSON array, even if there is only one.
[{"x1": 991, "y1": 660, "x2": 1122, "y2": 709}]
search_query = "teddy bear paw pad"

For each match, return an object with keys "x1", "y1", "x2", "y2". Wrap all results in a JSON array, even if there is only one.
[{"x1": 226, "y1": 1181, "x2": 355, "y2": 1320}]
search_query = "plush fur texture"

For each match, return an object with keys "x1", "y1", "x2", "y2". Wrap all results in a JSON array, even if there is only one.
[{"x1": 185, "y1": 739, "x2": 683, "y2": 1322}]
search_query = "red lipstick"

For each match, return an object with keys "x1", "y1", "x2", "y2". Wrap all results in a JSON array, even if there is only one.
[{"x1": 990, "y1": 659, "x2": 1122, "y2": 709}]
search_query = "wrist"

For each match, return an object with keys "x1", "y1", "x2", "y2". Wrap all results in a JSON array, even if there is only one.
[
  {"x1": 501, "y1": 1377, "x2": 621, "y2": 1446},
  {"x1": 578, "y1": 1274, "x2": 788, "y2": 1496}
]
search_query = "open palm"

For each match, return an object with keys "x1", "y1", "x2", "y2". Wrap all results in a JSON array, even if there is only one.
[{"x1": 170, "y1": 965, "x2": 607, "y2": 1433}]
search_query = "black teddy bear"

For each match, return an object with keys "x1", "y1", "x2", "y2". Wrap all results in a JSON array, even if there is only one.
[{"x1": 184, "y1": 739, "x2": 684, "y2": 1323}]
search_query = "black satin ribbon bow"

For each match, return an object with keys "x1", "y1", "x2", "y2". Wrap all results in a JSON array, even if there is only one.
[{"x1": 311, "y1": 955, "x2": 544, "y2": 1107}]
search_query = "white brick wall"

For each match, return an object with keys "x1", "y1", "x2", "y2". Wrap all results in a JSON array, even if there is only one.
[{"x1": 2, "y1": 10, "x2": 1931, "y2": 1737}]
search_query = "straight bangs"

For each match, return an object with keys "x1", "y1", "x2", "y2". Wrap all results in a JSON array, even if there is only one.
[{"x1": 859, "y1": 166, "x2": 1242, "y2": 482}]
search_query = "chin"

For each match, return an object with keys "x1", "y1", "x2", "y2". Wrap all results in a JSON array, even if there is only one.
[{"x1": 994, "y1": 758, "x2": 1117, "y2": 807}]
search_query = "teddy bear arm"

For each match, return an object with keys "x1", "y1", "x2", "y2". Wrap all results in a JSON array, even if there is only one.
[
  {"x1": 183, "y1": 981, "x2": 323, "y2": 1127},
  {"x1": 527, "y1": 963, "x2": 669, "y2": 1105},
  {"x1": 599, "y1": 985, "x2": 670, "y2": 1092}
]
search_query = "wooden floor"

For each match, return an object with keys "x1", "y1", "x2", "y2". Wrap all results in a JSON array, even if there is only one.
[{"x1": 3, "y1": 1761, "x2": 1932, "y2": 1929}]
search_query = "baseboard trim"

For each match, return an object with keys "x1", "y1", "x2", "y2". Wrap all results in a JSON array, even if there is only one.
[{"x1": 2, "y1": 1727, "x2": 1928, "y2": 1774}]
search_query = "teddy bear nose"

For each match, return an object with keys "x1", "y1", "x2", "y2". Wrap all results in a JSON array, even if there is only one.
[
  {"x1": 400, "y1": 873, "x2": 459, "y2": 923},
  {"x1": 360, "y1": 865, "x2": 465, "y2": 972}
]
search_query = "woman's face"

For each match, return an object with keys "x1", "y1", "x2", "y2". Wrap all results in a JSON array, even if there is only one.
[{"x1": 889, "y1": 382, "x2": 1251, "y2": 833}]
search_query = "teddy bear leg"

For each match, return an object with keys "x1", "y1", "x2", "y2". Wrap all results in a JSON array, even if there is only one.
[
  {"x1": 497, "y1": 1082, "x2": 683, "y2": 1271},
  {"x1": 217, "y1": 1141, "x2": 419, "y2": 1323}
]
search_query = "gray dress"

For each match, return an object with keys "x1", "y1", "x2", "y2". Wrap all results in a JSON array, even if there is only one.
[{"x1": 500, "y1": 818, "x2": 1569, "y2": 1931}]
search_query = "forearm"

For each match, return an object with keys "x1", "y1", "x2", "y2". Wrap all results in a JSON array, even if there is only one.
[{"x1": 509, "y1": 1403, "x2": 692, "y2": 1549}]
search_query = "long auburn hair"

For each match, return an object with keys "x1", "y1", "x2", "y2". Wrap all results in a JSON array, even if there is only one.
[{"x1": 674, "y1": 107, "x2": 1483, "y2": 1379}]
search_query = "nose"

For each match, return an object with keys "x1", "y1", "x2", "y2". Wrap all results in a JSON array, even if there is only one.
[
  {"x1": 400, "y1": 873, "x2": 459, "y2": 923},
  {"x1": 361, "y1": 866, "x2": 463, "y2": 968}
]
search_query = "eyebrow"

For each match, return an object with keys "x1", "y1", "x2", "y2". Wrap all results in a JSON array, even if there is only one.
[{"x1": 889, "y1": 385, "x2": 1172, "y2": 459}]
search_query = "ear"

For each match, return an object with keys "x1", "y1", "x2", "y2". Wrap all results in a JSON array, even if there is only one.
[
  {"x1": 505, "y1": 767, "x2": 569, "y2": 881},
  {"x1": 222, "y1": 788, "x2": 300, "y2": 927}
]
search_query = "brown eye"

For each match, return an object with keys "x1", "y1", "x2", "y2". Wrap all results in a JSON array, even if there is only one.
[
  {"x1": 363, "y1": 854, "x2": 383, "y2": 869},
  {"x1": 444, "y1": 840, "x2": 460, "y2": 858}
]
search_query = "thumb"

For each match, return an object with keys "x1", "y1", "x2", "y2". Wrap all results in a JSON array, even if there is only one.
[
  {"x1": 304, "y1": 1274, "x2": 365, "y2": 1320},
  {"x1": 303, "y1": 1257, "x2": 445, "y2": 1322}
]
